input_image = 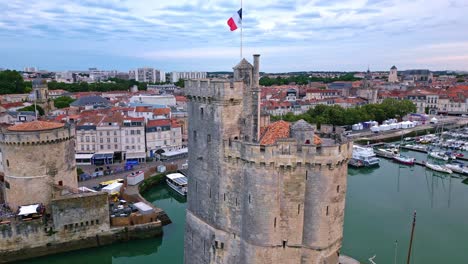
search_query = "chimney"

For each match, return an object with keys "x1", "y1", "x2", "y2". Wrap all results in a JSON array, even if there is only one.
[{"x1": 253, "y1": 54, "x2": 260, "y2": 87}]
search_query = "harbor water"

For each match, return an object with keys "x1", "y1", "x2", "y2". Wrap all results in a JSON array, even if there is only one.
[{"x1": 23, "y1": 154, "x2": 468, "y2": 263}]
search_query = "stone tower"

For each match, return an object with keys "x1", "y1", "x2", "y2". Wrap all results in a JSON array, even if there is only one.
[
  {"x1": 0, "y1": 121, "x2": 78, "y2": 210},
  {"x1": 32, "y1": 79, "x2": 49, "y2": 103},
  {"x1": 184, "y1": 55, "x2": 352, "y2": 264},
  {"x1": 388, "y1": 65, "x2": 398, "y2": 83}
]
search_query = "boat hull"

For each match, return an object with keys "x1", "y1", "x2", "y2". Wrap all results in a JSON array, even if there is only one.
[
  {"x1": 166, "y1": 179, "x2": 187, "y2": 196},
  {"x1": 393, "y1": 157, "x2": 415, "y2": 165}
]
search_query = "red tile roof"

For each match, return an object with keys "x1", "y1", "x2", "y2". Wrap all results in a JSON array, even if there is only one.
[
  {"x1": 147, "y1": 119, "x2": 171, "y2": 127},
  {"x1": 0, "y1": 102, "x2": 25, "y2": 109},
  {"x1": 259, "y1": 120, "x2": 290, "y2": 145},
  {"x1": 153, "y1": 108, "x2": 171, "y2": 115},
  {"x1": 175, "y1": 96, "x2": 188, "y2": 102},
  {"x1": 135, "y1": 106, "x2": 151, "y2": 112},
  {"x1": 7, "y1": 121, "x2": 64, "y2": 132},
  {"x1": 171, "y1": 119, "x2": 182, "y2": 128}
]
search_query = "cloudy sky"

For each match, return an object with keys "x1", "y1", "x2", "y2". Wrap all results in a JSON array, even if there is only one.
[{"x1": 0, "y1": 0, "x2": 468, "y2": 72}]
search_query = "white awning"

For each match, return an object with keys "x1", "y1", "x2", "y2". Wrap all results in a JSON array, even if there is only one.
[
  {"x1": 163, "y1": 148, "x2": 188, "y2": 157},
  {"x1": 75, "y1": 153, "x2": 94, "y2": 159},
  {"x1": 18, "y1": 204, "x2": 40, "y2": 216},
  {"x1": 134, "y1": 202, "x2": 153, "y2": 215},
  {"x1": 126, "y1": 152, "x2": 146, "y2": 159}
]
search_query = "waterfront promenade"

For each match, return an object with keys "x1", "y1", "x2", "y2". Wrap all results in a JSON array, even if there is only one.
[{"x1": 349, "y1": 116, "x2": 468, "y2": 142}]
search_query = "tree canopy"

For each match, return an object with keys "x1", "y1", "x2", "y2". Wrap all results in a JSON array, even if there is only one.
[
  {"x1": 0, "y1": 70, "x2": 27, "y2": 94},
  {"x1": 53, "y1": 96, "x2": 75, "y2": 109},
  {"x1": 18, "y1": 105, "x2": 45, "y2": 116},
  {"x1": 271, "y1": 99, "x2": 417, "y2": 126},
  {"x1": 47, "y1": 78, "x2": 147, "y2": 92},
  {"x1": 259, "y1": 73, "x2": 359, "y2": 86}
]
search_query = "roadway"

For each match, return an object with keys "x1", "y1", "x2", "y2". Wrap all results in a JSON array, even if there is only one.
[{"x1": 78, "y1": 158, "x2": 187, "y2": 189}]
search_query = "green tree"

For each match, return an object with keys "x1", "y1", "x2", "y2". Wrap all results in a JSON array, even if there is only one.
[
  {"x1": 175, "y1": 79, "x2": 185, "y2": 88},
  {"x1": 53, "y1": 96, "x2": 75, "y2": 109},
  {"x1": 271, "y1": 99, "x2": 416, "y2": 126},
  {"x1": 18, "y1": 105, "x2": 45, "y2": 116},
  {"x1": 0, "y1": 70, "x2": 26, "y2": 94}
]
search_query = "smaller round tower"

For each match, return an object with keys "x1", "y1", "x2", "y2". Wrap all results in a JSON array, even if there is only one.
[
  {"x1": 388, "y1": 65, "x2": 398, "y2": 83},
  {"x1": 0, "y1": 121, "x2": 77, "y2": 210}
]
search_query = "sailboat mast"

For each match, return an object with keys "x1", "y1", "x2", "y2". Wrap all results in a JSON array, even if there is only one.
[{"x1": 406, "y1": 211, "x2": 417, "y2": 264}]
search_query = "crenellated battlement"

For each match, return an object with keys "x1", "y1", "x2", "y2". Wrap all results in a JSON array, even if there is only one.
[
  {"x1": 223, "y1": 137, "x2": 352, "y2": 168},
  {"x1": 0, "y1": 126, "x2": 75, "y2": 145},
  {"x1": 185, "y1": 79, "x2": 244, "y2": 102}
]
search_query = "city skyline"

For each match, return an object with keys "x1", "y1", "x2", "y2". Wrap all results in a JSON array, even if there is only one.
[{"x1": 0, "y1": 0, "x2": 468, "y2": 72}]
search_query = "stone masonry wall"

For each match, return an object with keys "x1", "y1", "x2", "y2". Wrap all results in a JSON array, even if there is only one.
[
  {"x1": 184, "y1": 60, "x2": 352, "y2": 264},
  {"x1": 0, "y1": 126, "x2": 77, "y2": 210}
]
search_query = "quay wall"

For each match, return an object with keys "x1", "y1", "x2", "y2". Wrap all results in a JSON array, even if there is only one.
[
  {"x1": 0, "y1": 191, "x2": 163, "y2": 263},
  {"x1": 0, "y1": 221, "x2": 162, "y2": 263}
]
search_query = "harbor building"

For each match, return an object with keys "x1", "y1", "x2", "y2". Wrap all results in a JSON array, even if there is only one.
[{"x1": 184, "y1": 55, "x2": 352, "y2": 264}]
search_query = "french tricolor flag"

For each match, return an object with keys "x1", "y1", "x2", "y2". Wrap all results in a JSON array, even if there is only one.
[{"x1": 227, "y1": 8, "x2": 242, "y2": 31}]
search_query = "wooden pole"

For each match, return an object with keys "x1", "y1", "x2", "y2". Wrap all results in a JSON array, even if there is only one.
[{"x1": 406, "y1": 211, "x2": 416, "y2": 264}]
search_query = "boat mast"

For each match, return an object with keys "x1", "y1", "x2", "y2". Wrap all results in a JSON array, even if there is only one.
[
  {"x1": 406, "y1": 211, "x2": 417, "y2": 264},
  {"x1": 394, "y1": 240, "x2": 398, "y2": 264}
]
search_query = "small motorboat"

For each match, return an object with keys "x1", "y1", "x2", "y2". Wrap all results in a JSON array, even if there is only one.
[
  {"x1": 428, "y1": 151, "x2": 449, "y2": 161},
  {"x1": 454, "y1": 153, "x2": 464, "y2": 158},
  {"x1": 374, "y1": 148, "x2": 399, "y2": 158},
  {"x1": 393, "y1": 155, "x2": 416, "y2": 165},
  {"x1": 425, "y1": 162, "x2": 452, "y2": 174}
]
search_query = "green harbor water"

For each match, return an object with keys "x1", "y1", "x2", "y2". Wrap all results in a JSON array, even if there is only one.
[{"x1": 24, "y1": 151, "x2": 468, "y2": 263}]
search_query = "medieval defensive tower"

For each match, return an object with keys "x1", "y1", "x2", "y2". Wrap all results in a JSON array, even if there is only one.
[
  {"x1": 184, "y1": 55, "x2": 352, "y2": 264},
  {"x1": 0, "y1": 121, "x2": 78, "y2": 210}
]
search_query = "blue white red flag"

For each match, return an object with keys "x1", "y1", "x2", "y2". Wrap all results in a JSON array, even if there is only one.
[{"x1": 227, "y1": 8, "x2": 242, "y2": 31}]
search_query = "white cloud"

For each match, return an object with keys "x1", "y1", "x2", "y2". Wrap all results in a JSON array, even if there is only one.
[{"x1": 0, "y1": 0, "x2": 467, "y2": 71}]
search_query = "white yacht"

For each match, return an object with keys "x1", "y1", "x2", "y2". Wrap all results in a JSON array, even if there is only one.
[
  {"x1": 445, "y1": 163, "x2": 468, "y2": 175},
  {"x1": 425, "y1": 163, "x2": 452, "y2": 174},
  {"x1": 374, "y1": 147, "x2": 399, "y2": 158},
  {"x1": 352, "y1": 145, "x2": 380, "y2": 167},
  {"x1": 428, "y1": 151, "x2": 449, "y2": 161},
  {"x1": 166, "y1": 173, "x2": 188, "y2": 196}
]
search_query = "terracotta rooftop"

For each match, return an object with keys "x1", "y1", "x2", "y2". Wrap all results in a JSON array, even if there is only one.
[
  {"x1": 7, "y1": 121, "x2": 64, "y2": 132},
  {"x1": 259, "y1": 120, "x2": 291, "y2": 145},
  {"x1": 153, "y1": 108, "x2": 171, "y2": 115},
  {"x1": 147, "y1": 119, "x2": 171, "y2": 127}
]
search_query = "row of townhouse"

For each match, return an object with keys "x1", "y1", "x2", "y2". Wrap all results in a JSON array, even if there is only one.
[
  {"x1": 379, "y1": 86, "x2": 468, "y2": 114},
  {"x1": 74, "y1": 109, "x2": 183, "y2": 165}
]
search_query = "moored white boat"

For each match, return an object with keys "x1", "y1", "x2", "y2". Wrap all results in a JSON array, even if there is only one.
[
  {"x1": 374, "y1": 148, "x2": 399, "y2": 158},
  {"x1": 425, "y1": 162, "x2": 452, "y2": 174},
  {"x1": 166, "y1": 173, "x2": 188, "y2": 196},
  {"x1": 352, "y1": 146, "x2": 380, "y2": 167},
  {"x1": 393, "y1": 155, "x2": 416, "y2": 165},
  {"x1": 428, "y1": 151, "x2": 449, "y2": 161},
  {"x1": 445, "y1": 163, "x2": 468, "y2": 175}
]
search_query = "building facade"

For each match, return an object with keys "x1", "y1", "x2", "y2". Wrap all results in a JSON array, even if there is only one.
[
  {"x1": 132, "y1": 68, "x2": 165, "y2": 83},
  {"x1": 145, "y1": 119, "x2": 183, "y2": 156},
  {"x1": 184, "y1": 55, "x2": 352, "y2": 264},
  {"x1": 75, "y1": 112, "x2": 146, "y2": 163}
]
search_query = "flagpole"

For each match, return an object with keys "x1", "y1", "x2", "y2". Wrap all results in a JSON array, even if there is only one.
[{"x1": 240, "y1": 0, "x2": 243, "y2": 59}]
